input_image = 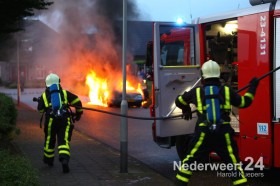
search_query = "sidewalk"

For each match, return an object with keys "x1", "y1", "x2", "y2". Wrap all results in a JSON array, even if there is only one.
[{"x1": 13, "y1": 101, "x2": 176, "y2": 185}]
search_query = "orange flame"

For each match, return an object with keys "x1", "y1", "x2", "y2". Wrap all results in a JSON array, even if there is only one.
[
  {"x1": 120, "y1": 81, "x2": 144, "y2": 97},
  {"x1": 86, "y1": 70, "x2": 144, "y2": 107},
  {"x1": 86, "y1": 71, "x2": 109, "y2": 107}
]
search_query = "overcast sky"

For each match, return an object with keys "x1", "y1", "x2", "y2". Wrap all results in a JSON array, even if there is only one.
[{"x1": 135, "y1": 0, "x2": 251, "y2": 22}]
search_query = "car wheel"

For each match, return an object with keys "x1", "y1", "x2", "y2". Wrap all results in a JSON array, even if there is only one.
[{"x1": 135, "y1": 102, "x2": 142, "y2": 108}]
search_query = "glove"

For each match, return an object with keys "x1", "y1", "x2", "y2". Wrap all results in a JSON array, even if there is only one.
[
  {"x1": 250, "y1": 77, "x2": 259, "y2": 88},
  {"x1": 182, "y1": 104, "x2": 192, "y2": 120},
  {"x1": 74, "y1": 113, "x2": 82, "y2": 121},
  {"x1": 33, "y1": 97, "x2": 40, "y2": 102},
  {"x1": 248, "y1": 77, "x2": 259, "y2": 95}
]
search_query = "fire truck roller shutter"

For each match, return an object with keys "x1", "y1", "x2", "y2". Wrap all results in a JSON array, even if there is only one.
[{"x1": 273, "y1": 17, "x2": 280, "y2": 167}]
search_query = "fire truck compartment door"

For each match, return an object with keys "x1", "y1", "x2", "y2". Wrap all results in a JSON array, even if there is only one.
[
  {"x1": 274, "y1": 17, "x2": 280, "y2": 124},
  {"x1": 274, "y1": 17, "x2": 280, "y2": 167},
  {"x1": 153, "y1": 22, "x2": 200, "y2": 137}
]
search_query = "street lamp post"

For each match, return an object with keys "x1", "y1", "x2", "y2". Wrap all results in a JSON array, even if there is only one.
[
  {"x1": 120, "y1": 0, "x2": 128, "y2": 173},
  {"x1": 17, "y1": 32, "x2": 21, "y2": 105}
]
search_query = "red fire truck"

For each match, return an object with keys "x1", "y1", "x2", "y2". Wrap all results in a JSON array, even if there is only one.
[{"x1": 146, "y1": 0, "x2": 280, "y2": 168}]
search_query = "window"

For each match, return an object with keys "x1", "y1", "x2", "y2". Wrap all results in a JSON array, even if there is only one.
[
  {"x1": 161, "y1": 41, "x2": 184, "y2": 66},
  {"x1": 159, "y1": 25, "x2": 195, "y2": 66}
]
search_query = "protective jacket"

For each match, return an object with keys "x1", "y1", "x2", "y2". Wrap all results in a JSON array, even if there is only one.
[{"x1": 177, "y1": 78, "x2": 256, "y2": 125}]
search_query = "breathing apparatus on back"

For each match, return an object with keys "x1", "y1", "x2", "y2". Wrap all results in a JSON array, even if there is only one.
[
  {"x1": 201, "y1": 60, "x2": 222, "y2": 131},
  {"x1": 45, "y1": 73, "x2": 64, "y2": 117}
]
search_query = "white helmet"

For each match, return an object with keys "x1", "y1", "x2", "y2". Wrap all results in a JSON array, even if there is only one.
[
  {"x1": 45, "y1": 73, "x2": 60, "y2": 87},
  {"x1": 201, "y1": 60, "x2": 220, "y2": 79}
]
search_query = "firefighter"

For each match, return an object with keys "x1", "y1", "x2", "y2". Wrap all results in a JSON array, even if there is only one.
[
  {"x1": 175, "y1": 60, "x2": 259, "y2": 185},
  {"x1": 36, "y1": 73, "x2": 83, "y2": 173}
]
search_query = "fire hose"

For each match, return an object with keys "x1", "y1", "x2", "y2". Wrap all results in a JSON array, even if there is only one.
[
  {"x1": 74, "y1": 106, "x2": 179, "y2": 120},
  {"x1": 34, "y1": 66, "x2": 280, "y2": 121}
]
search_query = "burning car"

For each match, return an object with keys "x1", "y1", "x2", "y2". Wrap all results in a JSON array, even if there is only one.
[
  {"x1": 85, "y1": 70, "x2": 145, "y2": 108},
  {"x1": 108, "y1": 90, "x2": 143, "y2": 107}
]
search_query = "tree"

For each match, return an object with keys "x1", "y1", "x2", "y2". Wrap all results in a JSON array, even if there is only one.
[{"x1": 0, "y1": 0, "x2": 53, "y2": 35}]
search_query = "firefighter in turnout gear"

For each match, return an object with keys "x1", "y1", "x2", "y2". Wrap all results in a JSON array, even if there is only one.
[
  {"x1": 36, "y1": 73, "x2": 83, "y2": 173},
  {"x1": 175, "y1": 60, "x2": 259, "y2": 185}
]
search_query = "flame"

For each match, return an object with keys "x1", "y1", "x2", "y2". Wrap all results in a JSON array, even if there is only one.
[
  {"x1": 120, "y1": 81, "x2": 144, "y2": 97},
  {"x1": 86, "y1": 70, "x2": 144, "y2": 107},
  {"x1": 137, "y1": 82, "x2": 144, "y2": 98},
  {"x1": 86, "y1": 71, "x2": 109, "y2": 107}
]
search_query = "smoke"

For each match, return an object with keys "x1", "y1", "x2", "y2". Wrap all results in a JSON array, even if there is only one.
[{"x1": 35, "y1": 0, "x2": 140, "y2": 94}]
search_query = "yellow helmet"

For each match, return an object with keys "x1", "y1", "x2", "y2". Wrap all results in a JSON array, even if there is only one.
[
  {"x1": 45, "y1": 73, "x2": 60, "y2": 87},
  {"x1": 201, "y1": 60, "x2": 220, "y2": 79}
]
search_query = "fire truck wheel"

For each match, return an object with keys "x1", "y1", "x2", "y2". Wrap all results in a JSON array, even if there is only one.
[{"x1": 175, "y1": 134, "x2": 193, "y2": 161}]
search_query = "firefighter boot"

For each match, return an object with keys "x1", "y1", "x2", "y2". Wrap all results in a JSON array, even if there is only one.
[
  {"x1": 43, "y1": 156, "x2": 54, "y2": 167},
  {"x1": 61, "y1": 159, "x2": 70, "y2": 173},
  {"x1": 175, "y1": 179, "x2": 188, "y2": 186}
]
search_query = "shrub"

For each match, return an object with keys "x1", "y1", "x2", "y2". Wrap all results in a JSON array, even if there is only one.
[
  {"x1": 0, "y1": 93, "x2": 19, "y2": 141},
  {"x1": 0, "y1": 150, "x2": 39, "y2": 186},
  {"x1": 0, "y1": 93, "x2": 39, "y2": 186}
]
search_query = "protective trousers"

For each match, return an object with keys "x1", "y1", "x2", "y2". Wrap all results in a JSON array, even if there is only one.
[
  {"x1": 176, "y1": 124, "x2": 248, "y2": 185},
  {"x1": 43, "y1": 116, "x2": 73, "y2": 164}
]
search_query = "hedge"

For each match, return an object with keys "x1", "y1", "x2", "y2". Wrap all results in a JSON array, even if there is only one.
[
  {"x1": 0, "y1": 92, "x2": 19, "y2": 141},
  {"x1": 0, "y1": 93, "x2": 39, "y2": 185}
]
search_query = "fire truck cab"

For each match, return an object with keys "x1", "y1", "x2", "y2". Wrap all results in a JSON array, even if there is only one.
[{"x1": 146, "y1": 0, "x2": 280, "y2": 168}]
